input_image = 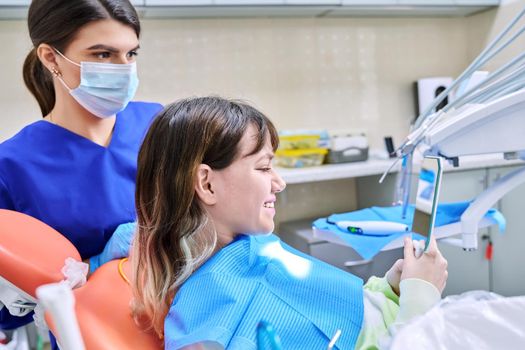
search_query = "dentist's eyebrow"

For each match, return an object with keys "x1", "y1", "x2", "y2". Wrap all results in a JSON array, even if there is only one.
[{"x1": 86, "y1": 44, "x2": 140, "y2": 52}]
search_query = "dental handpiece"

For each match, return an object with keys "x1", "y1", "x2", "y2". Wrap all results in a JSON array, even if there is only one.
[{"x1": 335, "y1": 221, "x2": 409, "y2": 235}]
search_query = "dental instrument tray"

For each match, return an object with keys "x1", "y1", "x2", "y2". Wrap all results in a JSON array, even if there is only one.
[
  {"x1": 277, "y1": 130, "x2": 330, "y2": 150},
  {"x1": 276, "y1": 130, "x2": 329, "y2": 168},
  {"x1": 326, "y1": 132, "x2": 368, "y2": 164},
  {"x1": 275, "y1": 148, "x2": 328, "y2": 168}
]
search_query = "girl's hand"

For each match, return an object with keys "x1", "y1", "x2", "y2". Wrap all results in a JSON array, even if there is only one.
[
  {"x1": 400, "y1": 236, "x2": 448, "y2": 294},
  {"x1": 385, "y1": 258, "x2": 404, "y2": 295}
]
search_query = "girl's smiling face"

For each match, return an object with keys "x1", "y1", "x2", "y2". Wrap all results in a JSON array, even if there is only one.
[{"x1": 207, "y1": 124, "x2": 286, "y2": 243}]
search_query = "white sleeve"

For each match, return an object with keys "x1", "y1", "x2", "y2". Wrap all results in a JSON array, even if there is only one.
[{"x1": 394, "y1": 278, "x2": 441, "y2": 325}]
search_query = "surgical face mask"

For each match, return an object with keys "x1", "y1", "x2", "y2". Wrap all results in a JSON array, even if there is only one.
[{"x1": 54, "y1": 49, "x2": 139, "y2": 118}]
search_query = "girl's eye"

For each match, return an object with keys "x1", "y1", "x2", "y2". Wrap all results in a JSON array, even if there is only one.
[{"x1": 259, "y1": 167, "x2": 272, "y2": 172}]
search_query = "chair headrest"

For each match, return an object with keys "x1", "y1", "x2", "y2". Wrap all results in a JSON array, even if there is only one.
[{"x1": 0, "y1": 210, "x2": 81, "y2": 297}]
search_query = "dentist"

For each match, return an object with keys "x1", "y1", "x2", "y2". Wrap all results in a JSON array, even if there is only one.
[{"x1": 0, "y1": 0, "x2": 162, "y2": 344}]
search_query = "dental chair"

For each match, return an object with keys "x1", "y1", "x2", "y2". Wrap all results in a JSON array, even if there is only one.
[
  {"x1": 0, "y1": 209, "x2": 80, "y2": 302},
  {"x1": 61, "y1": 259, "x2": 162, "y2": 349},
  {"x1": 0, "y1": 209, "x2": 162, "y2": 350}
]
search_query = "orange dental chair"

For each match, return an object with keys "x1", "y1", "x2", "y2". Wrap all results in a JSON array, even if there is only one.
[{"x1": 0, "y1": 209, "x2": 162, "y2": 350}]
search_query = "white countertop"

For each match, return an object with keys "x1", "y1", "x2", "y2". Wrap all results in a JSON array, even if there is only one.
[{"x1": 277, "y1": 154, "x2": 525, "y2": 185}]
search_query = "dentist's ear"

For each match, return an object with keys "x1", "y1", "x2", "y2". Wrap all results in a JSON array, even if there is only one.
[
  {"x1": 36, "y1": 43, "x2": 60, "y2": 74},
  {"x1": 194, "y1": 164, "x2": 217, "y2": 205}
]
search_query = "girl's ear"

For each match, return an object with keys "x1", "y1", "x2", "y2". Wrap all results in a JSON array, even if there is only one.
[{"x1": 194, "y1": 164, "x2": 217, "y2": 206}]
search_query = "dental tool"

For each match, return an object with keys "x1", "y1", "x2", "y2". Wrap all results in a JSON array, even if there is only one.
[
  {"x1": 331, "y1": 220, "x2": 409, "y2": 236},
  {"x1": 382, "y1": 5, "x2": 525, "y2": 220}
]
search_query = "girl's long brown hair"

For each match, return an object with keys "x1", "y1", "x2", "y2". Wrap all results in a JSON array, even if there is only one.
[{"x1": 131, "y1": 96, "x2": 278, "y2": 338}]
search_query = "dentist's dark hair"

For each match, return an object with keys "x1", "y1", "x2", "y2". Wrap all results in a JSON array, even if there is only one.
[
  {"x1": 131, "y1": 96, "x2": 279, "y2": 337},
  {"x1": 23, "y1": 0, "x2": 140, "y2": 116}
]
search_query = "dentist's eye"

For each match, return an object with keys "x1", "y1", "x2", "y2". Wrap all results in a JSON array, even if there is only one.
[{"x1": 94, "y1": 52, "x2": 111, "y2": 59}]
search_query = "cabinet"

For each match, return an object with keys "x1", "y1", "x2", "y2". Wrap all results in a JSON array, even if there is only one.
[
  {"x1": 286, "y1": 0, "x2": 340, "y2": 3},
  {"x1": 0, "y1": 0, "x2": 500, "y2": 19},
  {"x1": 329, "y1": 0, "x2": 500, "y2": 17},
  {"x1": 436, "y1": 169, "x2": 490, "y2": 296},
  {"x1": 214, "y1": 0, "x2": 285, "y2": 4},
  {"x1": 0, "y1": 1, "x2": 30, "y2": 4},
  {"x1": 0, "y1": 1, "x2": 28, "y2": 19},
  {"x1": 436, "y1": 164, "x2": 525, "y2": 296},
  {"x1": 140, "y1": 0, "x2": 211, "y2": 4},
  {"x1": 342, "y1": 0, "x2": 395, "y2": 4},
  {"x1": 489, "y1": 165, "x2": 525, "y2": 296},
  {"x1": 458, "y1": 0, "x2": 499, "y2": 4},
  {"x1": 398, "y1": 0, "x2": 455, "y2": 3},
  {"x1": 141, "y1": 0, "x2": 337, "y2": 17}
]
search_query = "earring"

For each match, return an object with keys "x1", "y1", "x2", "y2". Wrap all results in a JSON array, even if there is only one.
[{"x1": 51, "y1": 67, "x2": 61, "y2": 77}]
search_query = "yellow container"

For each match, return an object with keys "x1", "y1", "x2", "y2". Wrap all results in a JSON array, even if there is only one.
[
  {"x1": 275, "y1": 148, "x2": 328, "y2": 168},
  {"x1": 279, "y1": 134, "x2": 320, "y2": 150}
]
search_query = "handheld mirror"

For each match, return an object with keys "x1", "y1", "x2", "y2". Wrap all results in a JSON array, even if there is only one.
[{"x1": 411, "y1": 156, "x2": 443, "y2": 252}]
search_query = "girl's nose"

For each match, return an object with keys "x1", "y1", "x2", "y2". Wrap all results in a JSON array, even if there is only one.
[{"x1": 272, "y1": 171, "x2": 286, "y2": 193}]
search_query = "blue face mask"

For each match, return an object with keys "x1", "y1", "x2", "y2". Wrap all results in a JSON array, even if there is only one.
[{"x1": 54, "y1": 49, "x2": 139, "y2": 119}]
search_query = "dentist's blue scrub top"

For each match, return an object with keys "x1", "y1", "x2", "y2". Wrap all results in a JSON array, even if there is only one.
[{"x1": 0, "y1": 101, "x2": 162, "y2": 330}]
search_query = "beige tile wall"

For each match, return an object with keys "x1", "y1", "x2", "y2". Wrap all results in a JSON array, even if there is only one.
[
  {"x1": 138, "y1": 16, "x2": 469, "y2": 150},
  {"x1": 1, "y1": 15, "x2": 470, "y2": 147},
  {"x1": 0, "y1": 20, "x2": 36, "y2": 140}
]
